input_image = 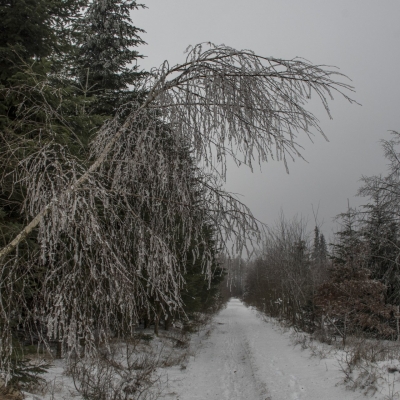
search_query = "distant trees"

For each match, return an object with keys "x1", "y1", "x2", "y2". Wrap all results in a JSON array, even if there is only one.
[
  {"x1": 330, "y1": 204, "x2": 361, "y2": 265},
  {"x1": 222, "y1": 256, "x2": 246, "y2": 298},
  {"x1": 0, "y1": 0, "x2": 355, "y2": 381},
  {"x1": 244, "y1": 216, "x2": 328, "y2": 330},
  {"x1": 312, "y1": 226, "x2": 327, "y2": 266},
  {"x1": 243, "y1": 212, "x2": 397, "y2": 340},
  {"x1": 244, "y1": 133, "x2": 400, "y2": 342}
]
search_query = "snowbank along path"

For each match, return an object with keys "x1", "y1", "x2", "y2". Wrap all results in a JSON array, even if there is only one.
[{"x1": 161, "y1": 298, "x2": 360, "y2": 400}]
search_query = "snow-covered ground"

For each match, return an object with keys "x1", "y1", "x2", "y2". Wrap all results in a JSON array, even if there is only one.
[
  {"x1": 23, "y1": 298, "x2": 400, "y2": 399},
  {"x1": 160, "y1": 298, "x2": 363, "y2": 400}
]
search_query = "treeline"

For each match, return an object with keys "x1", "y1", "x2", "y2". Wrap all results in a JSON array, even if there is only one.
[
  {"x1": 243, "y1": 133, "x2": 400, "y2": 343},
  {"x1": 244, "y1": 216, "x2": 328, "y2": 331}
]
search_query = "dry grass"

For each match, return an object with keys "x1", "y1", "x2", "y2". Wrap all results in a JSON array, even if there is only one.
[
  {"x1": 289, "y1": 327, "x2": 400, "y2": 398},
  {"x1": 0, "y1": 379, "x2": 24, "y2": 400}
]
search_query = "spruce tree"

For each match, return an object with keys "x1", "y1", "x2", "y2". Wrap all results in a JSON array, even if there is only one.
[
  {"x1": 74, "y1": 0, "x2": 146, "y2": 115},
  {"x1": 312, "y1": 226, "x2": 320, "y2": 262},
  {"x1": 319, "y1": 233, "x2": 327, "y2": 261},
  {"x1": 182, "y1": 225, "x2": 224, "y2": 318},
  {"x1": 331, "y1": 204, "x2": 361, "y2": 265},
  {"x1": 360, "y1": 190, "x2": 400, "y2": 303},
  {"x1": 0, "y1": 0, "x2": 84, "y2": 80},
  {"x1": 357, "y1": 132, "x2": 400, "y2": 304}
]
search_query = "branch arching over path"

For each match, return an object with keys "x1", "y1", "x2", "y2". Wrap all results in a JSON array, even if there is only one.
[{"x1": 0, "y1": 44, "x2": 356, "y2": 376}]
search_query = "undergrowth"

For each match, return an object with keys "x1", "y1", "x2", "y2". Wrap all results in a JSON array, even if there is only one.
[{"x1": 288, "y1": 326, "x2": 400, "y2": 399}]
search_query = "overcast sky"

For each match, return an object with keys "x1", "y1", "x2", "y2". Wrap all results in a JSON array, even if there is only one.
[{"x1": 135, "y1": 0, "x2": 400, "y2": 241}]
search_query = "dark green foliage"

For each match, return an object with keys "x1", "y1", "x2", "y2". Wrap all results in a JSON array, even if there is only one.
[
  {"x1": 74, "y1": 0, "x2": 146, "y2": 114},
  {"x1": 361, "y1": 194, "x2": 400, "y2": 304},
  {"x1": 7, "y1": 357, "x2": 50, "y2": 390},
  {"x1": 0, "y1": 0, "x2": 149, "y2": 380},
  {"x1": 0, "y1": 0, "x2": 145, "y2": 254},
  {"x1": 312, "y1": 226, "x2": 327, "y2": 264},
  {"x1": 0, "y1": 0, "x2": 85, "y2": 82},
  {"x1": 330, "y1": 205, "x2": 361, "y2": 265},
  {"x1": 182, "y1": 228, "x2": 225, "y2": 316}
]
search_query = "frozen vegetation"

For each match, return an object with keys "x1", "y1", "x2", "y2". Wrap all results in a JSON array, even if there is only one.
[
  {"x1": 4, "y1": 1, "x2": 400, "y2": 399},
  {"x1": 18, "y1": 299, "x2": 400, "y2": 400}
]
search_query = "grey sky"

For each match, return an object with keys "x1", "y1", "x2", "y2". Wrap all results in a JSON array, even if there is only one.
[{"x1": 135, "y1": 0, "x2": 400, "y2": 241}]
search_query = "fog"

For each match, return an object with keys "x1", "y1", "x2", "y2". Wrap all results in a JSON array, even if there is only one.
[{"x1": 135, "y1": 0, "x2": 400, "y2": 241}]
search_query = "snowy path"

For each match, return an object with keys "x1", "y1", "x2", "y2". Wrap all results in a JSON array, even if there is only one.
[{"x1": 161, "y1": 299, "x2": 362, "y2": 400}]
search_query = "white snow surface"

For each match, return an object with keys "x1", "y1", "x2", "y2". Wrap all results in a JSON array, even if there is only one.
[
  {"x1": 160, "y1": 298, "x2": 361, "y2": 400},
  {"x1": 25, "y1": 298, "x2": 400, "y2": 399}
]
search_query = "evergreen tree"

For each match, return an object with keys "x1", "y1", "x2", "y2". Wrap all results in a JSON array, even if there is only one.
[
  {"x1": 312, "y1": 226, "x2": 320, "y2": 262},
  {"x1": 319, "y1": 233, "x2": 327, "y2": 262},
  {"x1": 0, "y1": 0, "x2": 84, "y2": 81},
  {"x1": 331, "y1": 204, "x2": 361, "y2": 265},
  {"x1": 356, "y1": 133, "x2": 400, "y2": 305},
  {"x1": 312, "y1": 226, "x2": 328, "y2": 264},
  {"x1": 182, "y1": 226, "x2": 224, "y2": 317},
  {"x1": 0, "y1": 0, "x2": 87, "y2": 133},
  {"x1": 74, "y1": 0, "x2": 146, "y2": 115},
  {"x1": 359, "y1": 182, "x2": 400, "y2": 303}
]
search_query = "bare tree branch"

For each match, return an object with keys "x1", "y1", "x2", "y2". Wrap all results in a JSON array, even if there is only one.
[{"x1": 0, "y1": 43, "x2": 355, "y2": 375}]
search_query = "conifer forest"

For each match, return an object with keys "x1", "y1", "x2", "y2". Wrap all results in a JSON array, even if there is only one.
[{"x1": 1, "y1": 1, "x2": 400, "y2": 399}]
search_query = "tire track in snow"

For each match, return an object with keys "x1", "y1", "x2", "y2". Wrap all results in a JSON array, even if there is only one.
[
  {"x1": 160, "y1": 299, "x2": 359, "y2": 400},
  {"x1": 160, "y1": 300, "x2": 270, "y2": 399},
  {"x1": 220, "y1": 310, "x2": 269, "y2": 399}
]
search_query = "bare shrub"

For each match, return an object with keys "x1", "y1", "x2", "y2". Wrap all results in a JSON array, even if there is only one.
[
  {"x1": 0, "y1": 379, "x2": 24, "y2": 400},
  {"x1": 340, "y1": 337, "x2": 400, "y2": 364},
  {"x1": 290, "y1": 332, "x2": 309, "y2": 350},
  {"x1": 307, "y1": 341, "x2": 331, "y2": 359},
  {"x1": 351, "y1": 364, "x2": 380, "y2": 396},
  {"x1": 164, "y1": 330, "x2": 189, "y2": 350},
  {"x1": 66, "y1": 341, "x2": 164, "y2": 400},
  {"x1": 290, "y1": 331, "x2": 331, "y2": 358},
  {"x1": 335, "y1": 338, "x2": 400, "y2": 396}
]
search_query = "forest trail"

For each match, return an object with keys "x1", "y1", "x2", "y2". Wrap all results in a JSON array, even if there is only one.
[{"x1": 160, "y1": 299, "x2": 360, "y2": 400}]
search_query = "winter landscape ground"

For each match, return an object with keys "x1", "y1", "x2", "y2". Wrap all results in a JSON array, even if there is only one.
[
  {"x1": 21, "y1": 298, "x2": 400, "y2": 400},
  {"x1": 159, "y1": 298, "x2": 368, "y2": 400}
]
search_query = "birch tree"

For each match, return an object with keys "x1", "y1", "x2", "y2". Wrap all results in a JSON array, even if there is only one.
[{"x1": 0, "y1": 42, "x2": 355, "y2": 379}]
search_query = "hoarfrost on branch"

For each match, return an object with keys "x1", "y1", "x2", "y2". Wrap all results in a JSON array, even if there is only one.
[{"x1": 0, "y1": 43, "x2": 355, "y2": 375}]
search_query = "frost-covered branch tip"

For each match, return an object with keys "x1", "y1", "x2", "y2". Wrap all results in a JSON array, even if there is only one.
[{"x1": 0, "y1": 44, "x2": 355, "y2": 376}]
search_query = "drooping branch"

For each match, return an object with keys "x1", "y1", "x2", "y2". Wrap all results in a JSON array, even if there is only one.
[
  {"x1": 1, "y1": 44, "x2": 355, "y2": 260},
  {"x1": 0, "y1": 44, "x2": 355, "y2": 375}
]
